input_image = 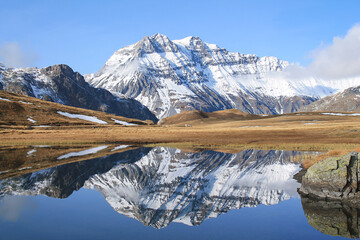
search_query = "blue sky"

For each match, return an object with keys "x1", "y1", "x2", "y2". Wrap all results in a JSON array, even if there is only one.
[{"x1": 1, "y1": 0, "x2": 359, "y2": 74}]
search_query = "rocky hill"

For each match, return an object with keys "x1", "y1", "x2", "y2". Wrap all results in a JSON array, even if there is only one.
[
  {"x1": 0, "y1": 90, "x2": 153, "y2": 126},
  {"x1": 0, "y1": 64, "x2": 157, "y2": 122},
  {"x1": 301, "y1": 85, "x2": 360, "y2": 112}
]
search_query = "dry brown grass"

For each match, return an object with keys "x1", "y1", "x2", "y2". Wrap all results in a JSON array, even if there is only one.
[
  {"x1": 1, "y1": 91, "x2": 360, "y2": 152},
  {"x1": 302, "y1": 147, "x2": 360, "y2": 169},
  {"x1": 159, "y1": 109, "x2": 261, "y2": 125}
]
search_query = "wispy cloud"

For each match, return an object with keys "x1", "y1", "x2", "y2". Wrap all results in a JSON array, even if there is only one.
[{"x1": 0, "y1": 42, "x2": 37, "y2": 68}]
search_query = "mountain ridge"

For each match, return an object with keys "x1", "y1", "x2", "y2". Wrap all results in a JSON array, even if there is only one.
[{"x1": 301, "y1": 85, "x2": 360, "y2": 112}]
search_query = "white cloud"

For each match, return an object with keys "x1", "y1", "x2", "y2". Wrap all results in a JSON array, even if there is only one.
[
  {"x1": 0, "y1": 42, "x2": 37, "y2": 68},
  {"x1": 308, "y1": 24, "x2": 360, "y2": 79},
  {"x1": 267, "y1": 24, "x2": 360, "y2": 83}
]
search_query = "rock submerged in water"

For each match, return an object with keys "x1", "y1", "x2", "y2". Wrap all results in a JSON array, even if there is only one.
[{"x1": 299, "y1": 152, "x2": 360, "y2": 202}]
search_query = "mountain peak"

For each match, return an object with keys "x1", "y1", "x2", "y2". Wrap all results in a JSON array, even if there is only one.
[
  {"x1": 136, "y1": 33, "x2": 178, "y2": 54},
  {"x1": 173, "y1": 36, "x2": 220, "y2": 51}
]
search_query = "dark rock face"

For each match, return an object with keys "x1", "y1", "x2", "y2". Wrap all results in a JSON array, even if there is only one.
[
  {"x1": 0, "y1": 64, "x2": 157, "y2": 122},
  {"x1": 299, "y1": 152, "x2": 360, "y2": 201},
  {"x1": 301, "y1": 196, "x2": 360, "y2": 239}
]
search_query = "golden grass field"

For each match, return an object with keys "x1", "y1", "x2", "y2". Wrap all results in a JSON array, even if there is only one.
[
  {"x1": 1, "y1": 112, "x2": 360, "y2": 150},
  {"x1": 1, "y1": 90, "x2": 360, "y2": 169}
]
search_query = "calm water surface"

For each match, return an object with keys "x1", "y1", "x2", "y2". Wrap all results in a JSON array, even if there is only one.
[{"x1": 0, "y1": 146, "x2": 352, "y2": 239}]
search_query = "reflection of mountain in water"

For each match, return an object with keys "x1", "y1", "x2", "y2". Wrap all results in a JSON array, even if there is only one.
[
  {"x1": 301, "y1": 197, "x2": 360, "y2": 239},
  {"x1": 0, "y1": 148, "x2": 151, "y2": 198},
  {"x1": 85, "y1": 148, "x2": 301, "y2": 228},
  {"x1": 0, "y1": 147, "x2": 304, "y2": 228}
]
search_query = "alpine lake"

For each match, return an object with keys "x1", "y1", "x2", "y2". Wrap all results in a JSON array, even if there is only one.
[{"x1": 0, "y1": 145, "x2": 356, "y2": 240}]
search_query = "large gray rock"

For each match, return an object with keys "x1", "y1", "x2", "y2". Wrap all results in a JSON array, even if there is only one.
[{"x1": 299, "y1": 152, "x2": 360, "y2": 200}]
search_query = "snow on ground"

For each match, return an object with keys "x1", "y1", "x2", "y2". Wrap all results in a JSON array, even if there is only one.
[
  {"x1": 111, "y1": 145, "x2": 130, "y2": 151},
  {"x1": 58, "y1": 111, "x2": 108, "y2": 124},
  {"x1": 57, "y1": 145, "x2": 108, "y2": 160},
  {"x1": 112, "y1": 118, "x2": 138, "y2": 126},
  {"x1": 33, "y1": 125, "x2": 51, "y2": 127},
  {"x1": 0, "y1": 97, "x2": 11, "y2": 101},
  {"x1": 321, "y1": 113, "x2": 360, "y2": 116},
  {"x1": 18, "y1": 101, "x2": 33, "y2": 104},
  {"x1": 27, "y1": 117, "x2": 36, "y2": 123}
]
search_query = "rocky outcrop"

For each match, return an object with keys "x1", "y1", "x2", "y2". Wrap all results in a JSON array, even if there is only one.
[
  {"x1": 299, "y1": 152, "x2": 360, "y2": 201},
  {"x1": 301, "y1": 196, "x2": 360, "y2": 239},
  {"x1": 0, "y1": 64, "x2": 157, "y2": 122}
]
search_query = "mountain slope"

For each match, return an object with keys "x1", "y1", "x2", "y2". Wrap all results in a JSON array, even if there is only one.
[
  {"x1": 85, "y1": 33, "x2": 359, "y2": 119},
  {"x1": 300, "y1": 85, "x2": 360, "y2": 112},
  {"x1": 0, "y1": 64, "x2": 157, "y2": 122},
  {"x1": 0, "y1": 90, "x2": 153, "y2": 126}
]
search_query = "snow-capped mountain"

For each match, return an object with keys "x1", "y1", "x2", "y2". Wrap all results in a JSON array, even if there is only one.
[
  {"x1": 0, "y1": 147, "x2": 305, "y2": 228},
  {"x1": 85, "y1": 33, "x2": 358, "y2": 119},
  {"x1": 0, "y1": 64, "x2": 157, "y2": 122}
]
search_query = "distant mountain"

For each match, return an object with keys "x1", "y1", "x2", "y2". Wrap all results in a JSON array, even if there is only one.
[
  {"x1": 300, "y1": 85, "x2": 360, "y2": 112},
  {"x1": 85, "y1": 33, "x2": 359, "y2": 119},
  {"x1": 0, "y1": 64, "x2": 157, "y2": 122}
]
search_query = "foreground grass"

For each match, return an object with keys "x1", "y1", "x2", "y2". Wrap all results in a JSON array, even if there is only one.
[
  {"x1": 302, "y1": 147, "x2": 360, "y2": 169},
  {"x1": 1, "y1": 90, "x2": 360, "y2": 152},
  {"x1": 1, "y1": 113, "x2": 360, "y2": 151}
]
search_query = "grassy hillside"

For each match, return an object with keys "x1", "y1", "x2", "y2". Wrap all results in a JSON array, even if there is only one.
[
  {"x1": 158, "y1": 109, "x2": 262, "y2": 125},
  {"x1": 0, "y1": 90, "x2": 154, "y2": 127}
]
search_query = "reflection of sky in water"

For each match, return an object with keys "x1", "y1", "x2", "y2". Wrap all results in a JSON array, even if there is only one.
[
  {"x1": 0, "y1": 147, "x2": 345, "y2": 239},
  {"x1": 0, "y1": 196, "x2": 37, "y2": 222},
  {"x1": 0, "y1": 190, "x2": 336, "y2": 240}
]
